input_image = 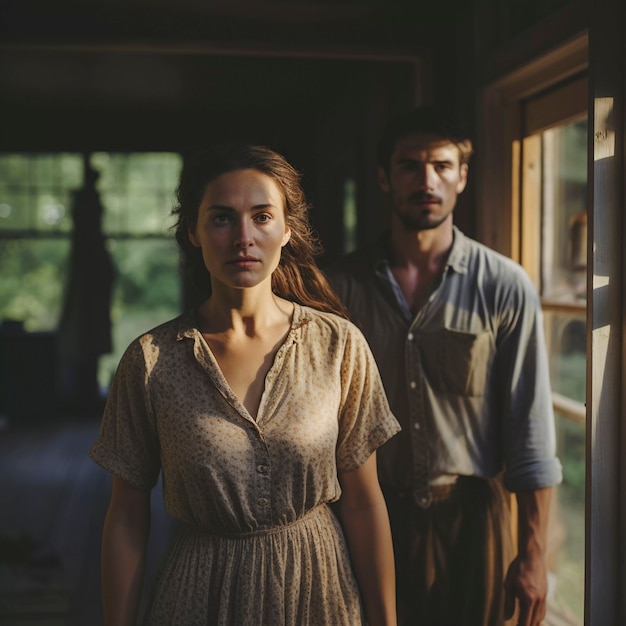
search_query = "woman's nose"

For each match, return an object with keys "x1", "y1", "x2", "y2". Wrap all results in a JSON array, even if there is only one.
[{"x1": 234, "y1": 219, "x2": 253, "y2": 248}]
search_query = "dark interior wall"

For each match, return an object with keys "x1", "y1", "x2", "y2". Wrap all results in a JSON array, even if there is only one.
[
  {"x1": 0, "y1": 0, "x2": 590, "y2": 256},
  {"x1": 0, "y1": 50, "x2": 409, "y2": 152},
  {"x1": 0, "y1": 49, "x2": 417, "y2": 264},
  {"x1": 312, "y1": 60, "x2": 417, "y2": 259},
  {"x1": 0, "y1": 1, "x2": 432, "y2": 261},
  {"x1": 0, "y1": 0, "x2": 434, "y2": 151}
]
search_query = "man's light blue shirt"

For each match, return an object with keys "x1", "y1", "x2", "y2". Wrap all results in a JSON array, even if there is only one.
[{"x1": 328, "y1": 227, "x2": 563, "y2": 507}]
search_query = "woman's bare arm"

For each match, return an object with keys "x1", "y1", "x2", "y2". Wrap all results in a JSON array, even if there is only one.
[
  {"x1": 338, "y1": 452, "x2": 397, "y2": 626},
  {"x1": 101, "y1": 476, "x2": 151, "y2": 626}
]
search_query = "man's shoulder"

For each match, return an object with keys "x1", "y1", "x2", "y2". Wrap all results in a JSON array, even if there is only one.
[
  {"x1": 325, "y1": 238, "x2": 384, "y2": 284},
  {"x1": 459, "y1": 231, "x2": 531, "y2": 282},
  {"x1": 456, "y1": 232, "x2": 540, "y2": 311}
]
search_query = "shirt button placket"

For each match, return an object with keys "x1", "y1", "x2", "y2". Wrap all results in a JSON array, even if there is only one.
[
  {"x1": 255, "y1": 441, "x2": 272, "y2": 521},
  {"x1": 407, "y1": 330, "x2": 431, "y2": 508}
]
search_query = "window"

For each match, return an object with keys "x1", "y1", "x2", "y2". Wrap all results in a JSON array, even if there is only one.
[
  {"x1": 0, "y1": 153, "x2": 82, "y2": 330},
  {"x1": 0, "y1": 152, "x2": 183, "y2": 400},
  {"x1": 90, "y1": 152, "x2": 183, "y2": 389},
  {"x1": 342, "y1": 178, "x2": 358, "y2": 254},
  {"x1": 519, "y1": 111, "x2": 587, "y2": 623},
  {"x1": 479, "y1": 34, "x2": 589, "y2": 625}
]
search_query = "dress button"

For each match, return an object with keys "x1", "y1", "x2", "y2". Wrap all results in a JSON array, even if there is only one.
[
  {"x1": 257, "y1": 465, "x2": 269, "y2": 474},
  {"x1": 257, "y1": 497, "x2": 269, "y2": 507},
  {"x1": 418, "y1": 496, "x2": 429, "y2": 506},
  {"x1": 407, "y1": 332, "x2": 414, "y2": 341},
  {"x1": 410, "y1": 380, "x2": 417, "y2": 389},
  {"x1": 413, "y1": 422, "x2": 421, "y2": 430}
]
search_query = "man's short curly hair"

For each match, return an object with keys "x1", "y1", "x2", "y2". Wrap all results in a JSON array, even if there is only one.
[{"x1": 377, "y1": 105, "x2": 474, "y2": 172}]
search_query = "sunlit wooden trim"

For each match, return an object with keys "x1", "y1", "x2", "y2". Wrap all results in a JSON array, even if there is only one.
[
  {"x1": 520, "y1": 134, "x2": 542, "y2": 288},
  {"x1": 484, "y1": 33, "x2": 588, "y2": 101},
  {"x1": 478, "y1": 32, "x2": 588, "y2": 258},
  {"x1": 553, "y1": 392, "x2": 586, "y2": 426},
  {"x1": 525, "y1": 76, "x2": 588, "y2": 136},
  {"x1": 541, "y1": 301, "x2": 587, "y2": 315}
]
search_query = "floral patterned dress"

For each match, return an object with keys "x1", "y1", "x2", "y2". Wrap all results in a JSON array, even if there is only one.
[{"x1": 90, "y1": 303, "x2": 400, "y2": 625}]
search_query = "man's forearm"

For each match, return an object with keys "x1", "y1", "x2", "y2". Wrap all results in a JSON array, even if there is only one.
[
  {"x1": 516, "y1": 487, "x2": 552, "y2": 558},
  {"x1": 503, "y1": 487, "x2": 553, "y2": 625}
]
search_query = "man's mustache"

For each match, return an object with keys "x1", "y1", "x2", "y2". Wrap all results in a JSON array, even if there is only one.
[{"x1": 408, "y1": 191, "x2": 442, "y2": 203}]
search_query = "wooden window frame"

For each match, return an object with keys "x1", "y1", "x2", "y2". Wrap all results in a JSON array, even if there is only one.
[{"x1": 479, "y1": 18, "x2": 626, "y2": 623}]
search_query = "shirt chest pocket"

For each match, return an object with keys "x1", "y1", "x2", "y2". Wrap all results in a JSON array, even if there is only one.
[{"x1": 416, "y1": 328, "x2": 494, "y2": 397}]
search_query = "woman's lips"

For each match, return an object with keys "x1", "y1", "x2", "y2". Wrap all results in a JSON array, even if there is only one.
[{"x1": 228, "y1": 256, "x2": 260, "y2": 268}]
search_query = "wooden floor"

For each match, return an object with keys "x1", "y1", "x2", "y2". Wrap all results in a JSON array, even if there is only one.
[
  {"x1": 0, "y1": 417, "x2": 581, "y2": 626},
  {"x1": 0, "y1": 416, "x2": 176, "y2": 626}
]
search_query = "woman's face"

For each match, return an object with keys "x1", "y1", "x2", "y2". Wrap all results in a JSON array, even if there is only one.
[{"x1": 188, "y1": 168, "x2": 291, "y2": 291}]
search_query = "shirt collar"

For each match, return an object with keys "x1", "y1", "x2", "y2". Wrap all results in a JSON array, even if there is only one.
[
  {"x1": 373, "y1": 225, "x2": 469, "y2": 276},
  {"x1": 446, "y1": 226, "x2": 469, "y2": 275},
  {"x1": 174, "y1": 301, "x2": 308, "y2": 342},
  {"x1": 175, "y1": 310, "x2": 200, "y2": 342}
]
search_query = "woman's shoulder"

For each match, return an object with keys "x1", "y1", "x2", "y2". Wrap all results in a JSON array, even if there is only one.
[
  {"x1": 296, "y1": 304, "x2": 366, "y2": 343},
  {"x1": 120, "y1": 313, "x2": 193, "y2": 363},
  {"x1": 131, "y1": 313, "x2": 188, "y2": 344}
]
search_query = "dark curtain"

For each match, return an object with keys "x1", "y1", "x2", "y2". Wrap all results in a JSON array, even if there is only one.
[{"x1": 57, "y1": 154, "x2": 114, "y2": 415}]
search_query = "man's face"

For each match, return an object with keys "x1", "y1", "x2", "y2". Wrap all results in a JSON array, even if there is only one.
[{"x1": 379, "y1": 132, "x2": 468, "y2": 232}]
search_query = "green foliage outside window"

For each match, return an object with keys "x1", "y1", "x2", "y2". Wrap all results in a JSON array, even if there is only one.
[
  {"x1": 0, "y1": 239, "x2": 70, "y2": 330},
  {"x1": 0, "y1": 152, "x2": 183, "y2": 395}
]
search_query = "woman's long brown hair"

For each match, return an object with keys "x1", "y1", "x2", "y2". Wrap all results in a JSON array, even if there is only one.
[{"x1": 172, "y1": 143, "x2": 347, "y2": 318}]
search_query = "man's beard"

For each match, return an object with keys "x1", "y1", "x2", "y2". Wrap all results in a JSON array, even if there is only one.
[{"x1": 392, "y1": 191, "x2": 449, "y2": 231}]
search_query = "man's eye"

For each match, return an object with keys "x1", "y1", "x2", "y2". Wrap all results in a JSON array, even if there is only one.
[
  {"x1": 213, "y1": 214, "x2": 232, "y2": 224},
  {"x1": 401, "y1": 162, "x2": 419, "y2": 172}
]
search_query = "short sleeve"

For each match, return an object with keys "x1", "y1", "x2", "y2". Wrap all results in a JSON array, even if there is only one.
[
  {"x1": 336, "y1": 323, "x2": 401, "y2": 472},
  {"x1": 89, "y1": 338, "x2": 161, "y2": 491}
]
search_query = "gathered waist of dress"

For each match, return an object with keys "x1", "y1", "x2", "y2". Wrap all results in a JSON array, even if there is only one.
[{"x1": 184, "y1": 504, "x2": 334, "y2": 539}]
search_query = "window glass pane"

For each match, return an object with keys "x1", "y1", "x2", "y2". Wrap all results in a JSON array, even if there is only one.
[
  {"x1": 93, "y1": 153, "x2": 181, "y2": 236},
  {"x1": 0, "y1": 151, "x2": 184, "y2": 400},
  {"x1": 0, "y1": 187, "x2": 30, "y2": 230},
  {"x1": 343, "y1": 178, "x2": 357, "y2": 254},
  {"x1": 0, "y1": 238, "x2": 71, "y2": 331},
  {"x1": 0, "y1": 153, "x2": 82, "y2": 233},
  {"x1": 536, "y1": 116, "x2": 587, "y2": 625},
  {"x1": 544, "y1": 312, "x2": 586, "y2": 403},
  {"x1": 98, "y1": 238, "x2": 181, "y2": 390},
  {"x1": 551, "y1": 414, "x2": 585, "y2": 623},
  {"x1": 0, "y1": 154, "x2": 29, "y2": 179},
  {"x1": 543, "y1": 310, "x2": 585, "y2": 623},
  {"x1": 541, "y1": 119, "x2": 588, "y2": 303},
  {"x1": 36, "y1": 193, "x2": 70, "y2": 231}
]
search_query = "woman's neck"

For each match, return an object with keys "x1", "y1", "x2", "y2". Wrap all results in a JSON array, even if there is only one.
[
  {"x1": 197, "y1": 284, "x2": 295, "y2": 420},
  {"x1": 198, "y1": 283, "x2": 292, "y2": 336}
]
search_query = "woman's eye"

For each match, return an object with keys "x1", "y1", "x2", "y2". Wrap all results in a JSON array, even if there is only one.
[{"x1": 255, "y1": 214, "x2": 271, "y2": 223}]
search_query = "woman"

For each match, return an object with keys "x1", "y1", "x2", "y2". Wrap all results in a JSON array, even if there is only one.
[{"x1": 90, "y1": 144, "x2": 400, "y2": 626}]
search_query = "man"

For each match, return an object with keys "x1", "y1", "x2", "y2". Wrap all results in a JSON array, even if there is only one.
[{"x1": 326, "y1": 106, "x2": 562, "y2": 626}]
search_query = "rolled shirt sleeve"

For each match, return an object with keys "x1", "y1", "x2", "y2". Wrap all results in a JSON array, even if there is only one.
[{"x1": 494, "y1": 274, "x2": 563, "y2": 492}]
